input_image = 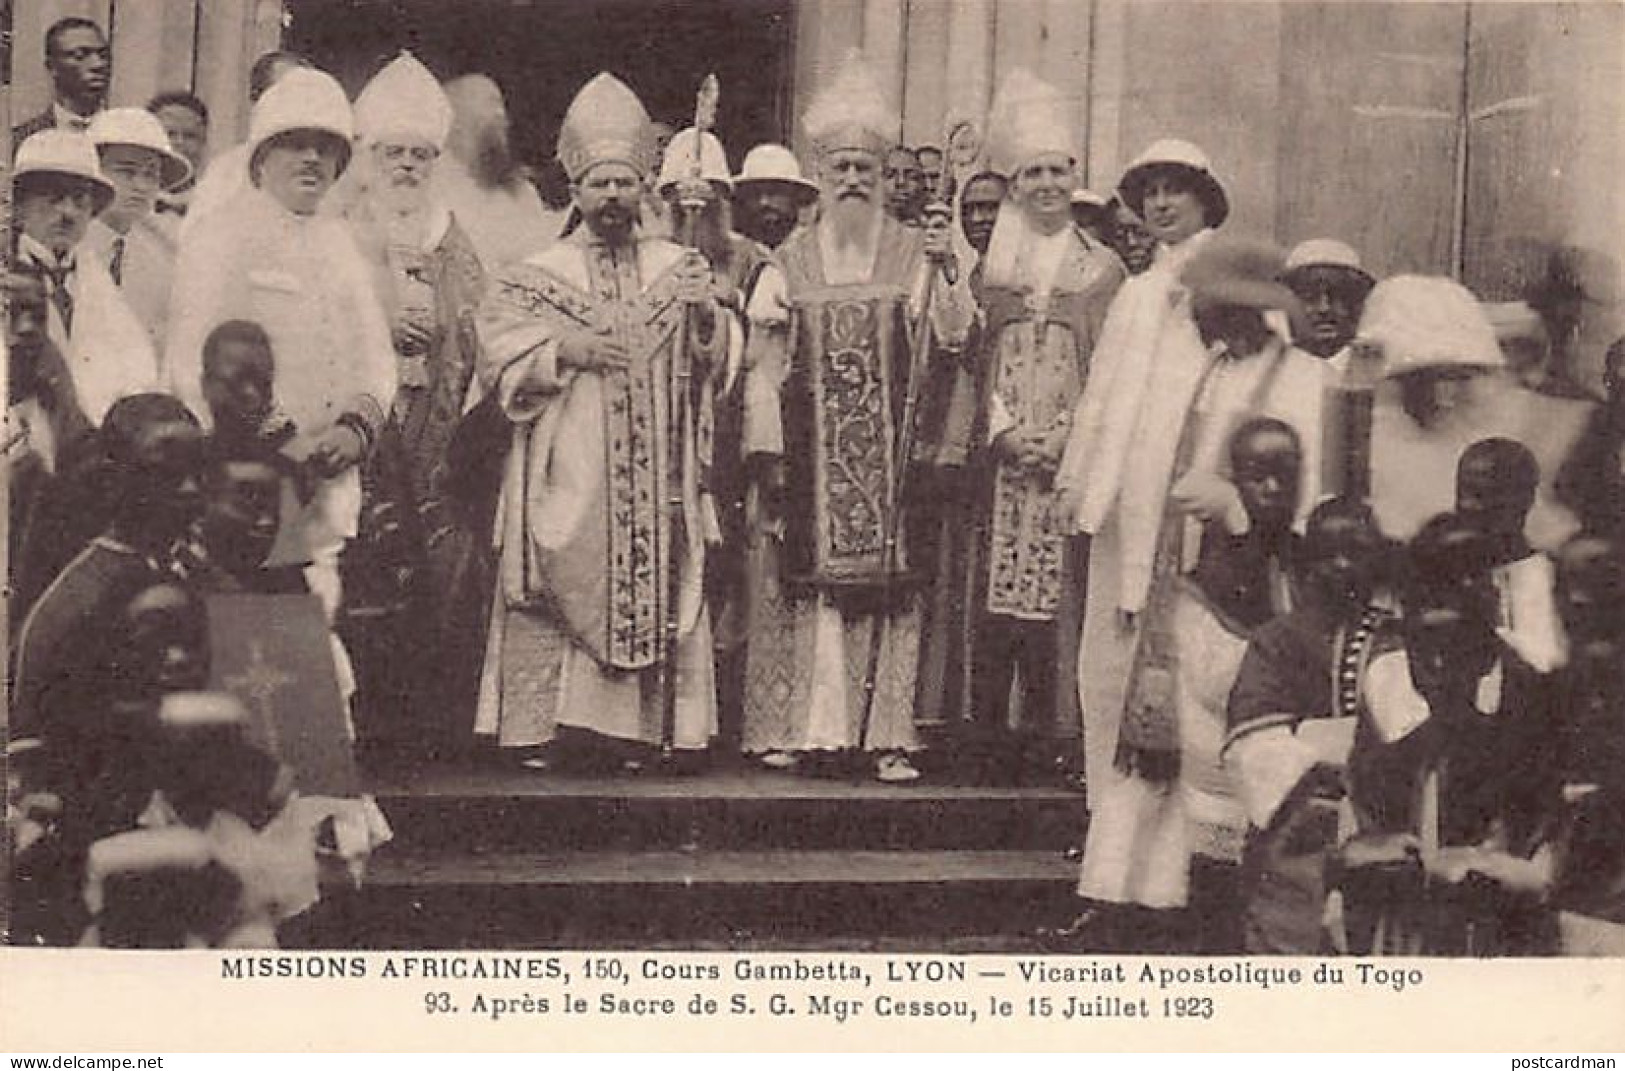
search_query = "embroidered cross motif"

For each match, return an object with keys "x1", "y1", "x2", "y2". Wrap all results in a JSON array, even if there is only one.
[{"x1": 224, "y1": 641, "x2": 297, "y2": 753}]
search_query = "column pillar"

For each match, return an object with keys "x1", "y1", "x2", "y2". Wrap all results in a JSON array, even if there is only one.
[
  {"x1": 1084, "y1": 0, "x2": 1127, "y2": 191},
  {"x1": 1040, "y1": 0, "x2": 1093, "y2": 173},
  {"x1": 861, "y1": 0, "x2": 908, "y2": 141},
  {"x1": 901, "y1": 0, "x2": 951, "y2": 146},
  {"x1": 792, "y1": 0, "x2": 865, "y2": 161},
  {"x1": 942, "y1": 0, "x2": 996, "y2": 168},
  {"x1": 108, "y1": 0, "x2": 198, "y2": 109}
]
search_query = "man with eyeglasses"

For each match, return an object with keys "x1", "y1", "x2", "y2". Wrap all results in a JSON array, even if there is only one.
[
  {"x1": 341, "y1": 53, "x2": 492, "y2": 754},
  {"x1": 12, "y1": 17, "x2": 111, "y2": 151}
]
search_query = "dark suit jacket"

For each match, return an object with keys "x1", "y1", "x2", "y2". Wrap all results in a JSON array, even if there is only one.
[{"x1": 11, "y1": 110, "x2": 56, "y2": 156}]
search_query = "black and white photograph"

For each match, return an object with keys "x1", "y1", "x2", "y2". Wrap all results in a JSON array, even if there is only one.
[{"x1": 2, "y1": 0, "x2": 1624, "y2": 1050}]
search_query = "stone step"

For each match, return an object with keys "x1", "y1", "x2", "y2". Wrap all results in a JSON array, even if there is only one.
[
  {"x1": 306, "y1": 848, "x2": 1080, "y2": 950},
  {"x1": 369, "y1": 847, "x2": 1077, "y2": 886},
  {"x1": 367, "y1": 767, "x2": 1087, "y2": 854}
]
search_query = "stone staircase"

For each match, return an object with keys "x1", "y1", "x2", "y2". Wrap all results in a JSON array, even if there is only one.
[{"x1": 302, "y1": 760, "x2": 1087, "y2": 951}]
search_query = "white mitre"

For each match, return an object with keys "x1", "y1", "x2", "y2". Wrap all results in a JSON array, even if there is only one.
[
  {"x1": 801, "y1": 49, "x2": 899, "y2": 158},
  {"x1": 556, "y1": 72, "x2": 657, "y2": 181},
  {"x1": 355, "y1": 51, "x2": 453, "y2": 151},
  {"x1": 986, "y1": 67, "x2": 1078, "y2": 176}
]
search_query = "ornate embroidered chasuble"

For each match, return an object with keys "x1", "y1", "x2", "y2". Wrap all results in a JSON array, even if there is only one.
[
  {"x1": 485, "y1": 244, "x2": 695, "y2": 671},
  {"x1": 775, "y1": 223, "x2": 930, "y2": 592},
  {"x1": 978, "y1": 242, "x2": 1117, "y2": 620}
]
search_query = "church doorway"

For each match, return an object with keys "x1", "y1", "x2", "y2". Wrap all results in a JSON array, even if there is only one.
[{"x1": 285, "y1": 0, "x2": 798, "y2": 207}]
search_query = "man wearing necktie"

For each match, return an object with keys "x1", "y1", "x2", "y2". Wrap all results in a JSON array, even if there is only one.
[
  {"x1": 11, "y1": 17, "x2": 110, "y2": 152},
  {"x1": 83, "y1": 109, "x2": 193, "y2": 356},
  {"x1": 13, "y1": 130, "x2": 159, "y2": 429}
]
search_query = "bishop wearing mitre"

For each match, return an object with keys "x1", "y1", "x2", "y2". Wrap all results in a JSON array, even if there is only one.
[{"x1": 473, "y1": 73, "x2": 736, "y2": 768}]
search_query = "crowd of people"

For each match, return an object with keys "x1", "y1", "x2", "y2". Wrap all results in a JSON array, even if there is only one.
[{"x1": 5, "y1": 18, "x2": 1622, "y2": 956}]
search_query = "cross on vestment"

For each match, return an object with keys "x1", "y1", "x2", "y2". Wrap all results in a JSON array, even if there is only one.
[
  {"x1": 205, "y1": 593, "x2": 360, "y2": 797},
  {"x1": 223, "y1": 640, "x2": 295, "y2": 754}
]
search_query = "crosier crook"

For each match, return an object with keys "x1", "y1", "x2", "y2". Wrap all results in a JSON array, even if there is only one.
[{"x1": 658, "y1": 74, "x2": 721, "y2": 760}]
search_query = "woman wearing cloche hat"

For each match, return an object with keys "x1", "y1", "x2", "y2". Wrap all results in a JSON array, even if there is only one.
[
  {"x1": 1050, "y1": 128, "x2": 1322, "y2": 943},
  {"x1": 1047, "y1": 138, "x2": 1233, "y2": 943}
]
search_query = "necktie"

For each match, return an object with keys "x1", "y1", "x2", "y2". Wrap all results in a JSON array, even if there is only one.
[
  {"x1": 108, "y1": 236, "x2": 126, "y2": 286},
  {"x1": 41, "y1": 263, "x2": 74, "y2": 334}
]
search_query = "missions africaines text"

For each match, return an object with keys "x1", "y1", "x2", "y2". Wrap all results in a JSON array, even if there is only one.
[{"x1": 221, "y1": 955, "x2": 869, "y2": 982}]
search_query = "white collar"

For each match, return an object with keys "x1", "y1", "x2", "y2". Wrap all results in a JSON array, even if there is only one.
[
  {"x1": 52, "y1": 101, "x2": 97, "y2": 131},
  {"x1": 86, "y1": 217, "x2": 131, "y2": 250},
  {"x1": 19, "y1": 233, "x2": 74, "y2": 272},
  {"x1": 1474, "y1": 657, "x2": 1505, "y2": 716},
  {"x1": 1153, "y1": 227, "x2": 1213, "y2": 274}
]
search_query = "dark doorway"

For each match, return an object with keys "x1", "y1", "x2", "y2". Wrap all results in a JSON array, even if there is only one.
[{"x1": 285, "y1": 0, "x2": 797, "y2": 207}]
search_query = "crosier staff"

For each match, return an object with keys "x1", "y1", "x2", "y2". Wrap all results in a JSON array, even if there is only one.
[
  {"x1": 853, "y1": 123, "x2": 967, "y2": 762},
  {"x1": 1325, "y1": 338, "x2": 1384, "y2": 500},
  {"x1": 659, "y1": 74, "x2": 721, "y2": 761}
]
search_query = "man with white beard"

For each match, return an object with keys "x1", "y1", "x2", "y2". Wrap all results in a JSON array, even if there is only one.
[
  {"x1": 739, "y1": 51, "x2": 971, "y2": 781},
  {"x1": 1362, "y1": 275, "x2": 1588, "y2": 550},
  {"x1": 343, "y1": 53, "x2": 492, "y2": 751},
  {"x1": 435, "y1": 75, "x2": 562, "y2": 270}
]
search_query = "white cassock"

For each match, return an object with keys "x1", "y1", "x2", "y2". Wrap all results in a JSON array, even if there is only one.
[
  {"x1": 1057, "y1": 231, "x2": 1327, "y2": 909},
  {"x1": 179, "y1": 144, "x2": 248, "y2": 243}
]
